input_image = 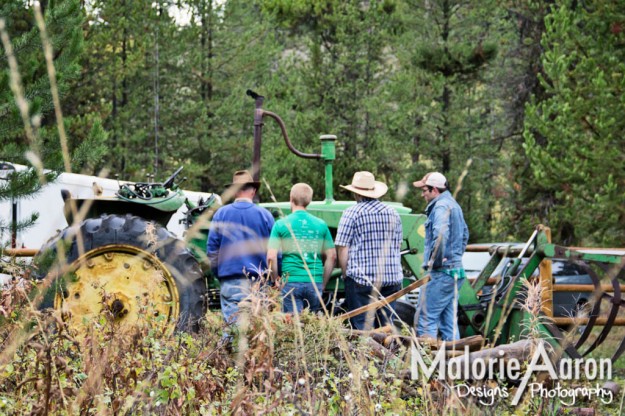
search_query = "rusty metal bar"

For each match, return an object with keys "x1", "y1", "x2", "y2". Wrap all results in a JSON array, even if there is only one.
[
  {"x1": 470, "y1": 275, "x2": 586, "y2": 291},
  {"x1": 1, "y1": 248, "x2": 38, "y2": 257},
  {"x1": 247, "y1": 90, "x2": 321, "y2": 202},
  {"x1": 464, "y1": 244, "x2": 503, "y2": 252},
  {"x1": 464, "y1": 244, "x2": 533, "y2": 256},
  {"x1": 467, "y1": 280, "x2": 625, "y2": 294},
  {"x1": 339, "y1": 276, "x2": 430, "y2": 321},
  {"x1": 251, "y1": 91, "x2": 264, "y2": 184},
  {"x1": 261, "y1": 110, "x2": 321, "y2": 160},
  {"x1": 567, "y1": 247, "x2": 625, "y2": 252},
  {"x1": 466, "y1": 244, "x2": 625, "y2": 254},
  {"x1": 551, "y1": 317, "x2": 625, "y2": 326},
  {"x1": 553, "y1": 284, "x2": 625, "y2": 293}
]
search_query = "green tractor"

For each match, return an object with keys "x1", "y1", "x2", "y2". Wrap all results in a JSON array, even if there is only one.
[
  {"x1": 34, "y1": 168, "x2": 219, "y2": 333},
  {"x1": 33, "y1": 92, "x2": 625, "y2": 362},
  {"x1": 217, "y1": 91, "x2": 625, "y2": 362},
  {"x1": 33, "y1": 92, "x2": 427, "y2": 334}
]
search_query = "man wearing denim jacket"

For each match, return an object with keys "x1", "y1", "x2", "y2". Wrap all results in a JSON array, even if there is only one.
[{"x1": 414, "y1": 172, "x2": 469, "y2": 341}]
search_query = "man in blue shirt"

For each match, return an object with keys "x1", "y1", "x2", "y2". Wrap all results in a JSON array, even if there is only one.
[
  {"x1": 414, "y1": 172, "x2": 469, "y2": 341},
  {"x1": 207, "y1": 170, "x2": 275, "y2": 325},
  {"x1": 335, "y1": 171, "x2": 404, "y2": 330}
]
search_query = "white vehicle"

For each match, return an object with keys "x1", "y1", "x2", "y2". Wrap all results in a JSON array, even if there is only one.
[
  {"x1": 0, "y1": 163, "x2": 219, "y2": 297},
  {"x1": 0, "y1": 163, "x2": 217, "y2": 249}
]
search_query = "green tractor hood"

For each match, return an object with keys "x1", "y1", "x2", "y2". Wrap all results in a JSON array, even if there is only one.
[{"x1": 63, "y1": 167, "x2": 188, "y2": 228}]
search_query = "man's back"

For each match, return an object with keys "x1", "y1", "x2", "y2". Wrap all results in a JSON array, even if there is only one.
[
  {"x1": 207, "y1": 200, "x2": 275, "y2": 279},
  {"x1": 335, "y1": 198, "x2": 403, "y2": 287},
  {"x1": 423, "y1": 191, "x2": 468, "y2": 269},
  {"x1": 269, "y1": 210, "x2": 334, "y2": 283}
]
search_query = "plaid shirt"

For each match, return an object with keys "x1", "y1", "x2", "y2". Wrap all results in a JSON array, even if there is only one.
[{"x1": 335, "y1": 198, "x2": 403, "y2": 287}]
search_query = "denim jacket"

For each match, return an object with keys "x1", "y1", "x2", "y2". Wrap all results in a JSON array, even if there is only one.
[{"x1": 422, "y1": 190, "x2": 469, "y2": 270}]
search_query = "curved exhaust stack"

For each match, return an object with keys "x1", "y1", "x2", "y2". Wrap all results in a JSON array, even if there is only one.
[{"x1": 247, "y1": 90, "x2": 336, "y2": 203}]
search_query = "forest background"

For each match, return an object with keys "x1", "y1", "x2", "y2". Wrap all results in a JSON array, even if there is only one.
[{"x1": 1, "y1": 0, "x2": 624, "y2": 247}]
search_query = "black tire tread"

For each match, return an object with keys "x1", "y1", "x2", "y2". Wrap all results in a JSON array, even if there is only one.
[{"x1": 35, "y1": 214, "x2": 206, "y2": 331}]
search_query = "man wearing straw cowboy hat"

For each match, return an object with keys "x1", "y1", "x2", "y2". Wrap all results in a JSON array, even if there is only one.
[
  {"x1": 413, "y1": 172, "x2": 469, "y2": 341},
  {"x1": 335, "y1": 171, "x2": 404, "y2": 330},
  {"x1": 207, "y1": 170, "x2": 275, "y2": 325}
]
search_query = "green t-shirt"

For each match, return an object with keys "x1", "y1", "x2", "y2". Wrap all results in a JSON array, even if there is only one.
[{"x1": 268, "y1": 210, "x2": 335, "y2": 283}]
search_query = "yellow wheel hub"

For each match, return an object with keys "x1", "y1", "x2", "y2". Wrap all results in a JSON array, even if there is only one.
[{"x1": 54, "y1": 244, "x2": 180, "y2": 334}]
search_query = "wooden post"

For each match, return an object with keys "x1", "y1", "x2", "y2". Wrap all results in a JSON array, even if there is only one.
[{"x1": 1, "y1": 248, "x2": 38, "y2": 257}]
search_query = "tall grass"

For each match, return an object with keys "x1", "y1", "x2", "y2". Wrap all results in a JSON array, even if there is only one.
[
  {"x1": 0, "y1": 278, "x2": 425, "y2": 414},
  {"x1": 2, "y1": 265, "x2": 624, "y2": 414}
]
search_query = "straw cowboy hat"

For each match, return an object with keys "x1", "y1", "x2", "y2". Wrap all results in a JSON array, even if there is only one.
[
  {"x1": 229, "y1": 170, "x2": 260, "y2": 189},
  {"x1": 340, "y1": 171, "x2": 388, "y2": 199}
]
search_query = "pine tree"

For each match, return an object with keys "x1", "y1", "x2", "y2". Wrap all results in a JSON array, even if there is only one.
[
  {"x1": 493, "y1": 1, "x2": 555, "y2": 241},
  {"x1": 1, "y1": 0, "x2": 83, "y2": 162},
  {"x1": 258, "y1": 0, "x2": 399, "y2": 201},
  {"x1": 74, "y1": 0, "x2": 279, "y2": 192},
  {"x1": 388, "y1": 0, "x2": 509, "y2": 240},
  {"x1": 0, "y1": 0, "x2": 87, "y2": 244},
  {"x1": 0, "y1": 0, "x2": 104, "y2": 244},
  {"x1": 523, "y1": 1, "x2": 625, "y2": 245},
  {"x1": 165, "y1": 0, "x2": 281, "y2": 193},
  {"x1": 73, "y1": 0, "x2": 159, "y2": 179}
]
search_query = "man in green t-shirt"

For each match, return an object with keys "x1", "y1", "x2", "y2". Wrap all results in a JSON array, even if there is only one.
[{"x1": 267, "y1": 183, "x2": 336, "y2": 313}]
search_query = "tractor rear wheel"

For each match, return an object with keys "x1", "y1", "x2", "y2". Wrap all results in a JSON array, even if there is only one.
[{"x1": 34, "y1": 214, "x2": 206, "y2": 334}]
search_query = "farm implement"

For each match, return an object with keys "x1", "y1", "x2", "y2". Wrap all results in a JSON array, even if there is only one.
[
  {"x1": 242, "y1": 91, "x2": 625, "y2": 360},
  {"x1": 13, "y1": 93, "x2": 622, "y2": 363},
  {"x1": 457, "y1": 227, "x2": 625, "y2": 360}
]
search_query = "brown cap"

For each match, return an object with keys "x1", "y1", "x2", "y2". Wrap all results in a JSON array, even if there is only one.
[{"x1": 230, "y1": 170, "x2": 260, "y2": 189}]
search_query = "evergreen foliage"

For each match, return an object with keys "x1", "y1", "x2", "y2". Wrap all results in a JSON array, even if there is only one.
[
  {"x1": 0, "y1": 0, "x2": 83, "y2": 163},
  {"x1": 175, "y1": 0, "x2": 281, "y2": 194},
  {"x1": 0, "y1": 0, "x2": 90, "y2": 243},
  {"x1": 75, "y1": 0, "x2": 279, "y2": 192},
  {"x1": 522, "y1": 1, "x2": 625, "y2": 245},
  {"x1": 259, "y1": 0, "x2": 399, "y2": 201},
  {"x1": 386, "y1": 0, "x2": 509, "y2": 241},
  {"x1": 2, "y1": 0, "x2": 624, "y2": 246},
  {"x1": 491, "y1": 0, "x2": 551, "y2": 241}
]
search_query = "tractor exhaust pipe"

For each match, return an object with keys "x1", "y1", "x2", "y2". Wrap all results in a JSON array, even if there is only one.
[
  {"x1": 247, "y1": 90, "x2": 337, "y2": 203},
  {"x1": 249, "y1": 90, "x2": 264, "y2": 185}
]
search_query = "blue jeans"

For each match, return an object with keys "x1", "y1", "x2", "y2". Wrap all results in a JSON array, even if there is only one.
[
  {"x1": 344, "y1": 278, "x2": 402, "y2": 330},
  {"x1": 282, "y1": 282, "x2": 323, "y2": 314},
  {"x1": 219, "y1": 277, "x2": 252, "y2": 325},
  {"x1": 416, "y1": 270, "x2": 465, "y2": 341}
]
